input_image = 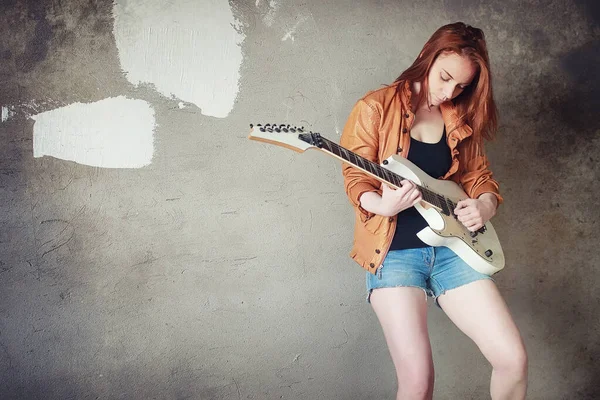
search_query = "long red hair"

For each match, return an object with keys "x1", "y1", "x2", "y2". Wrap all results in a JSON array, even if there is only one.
[{"x1": 395, "y1": 22, "x2": 498, "y2": 141}]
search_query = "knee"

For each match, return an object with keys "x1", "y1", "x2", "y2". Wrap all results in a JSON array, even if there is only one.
[
  {"x1": 396, "y1": 361, "x2": 434, "y2": 398},
  {"x1": 492, "y1": 343, "x2": 528, "y2": 378}
]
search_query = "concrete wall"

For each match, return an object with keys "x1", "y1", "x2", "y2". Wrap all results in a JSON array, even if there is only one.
[{"x1": 1, "y1": 0, "x2": 598, "y2": 399}]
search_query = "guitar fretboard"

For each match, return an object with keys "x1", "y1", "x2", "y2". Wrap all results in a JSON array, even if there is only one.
[{"x1": 318, "y1": 136, "x2": 456, "y2": 216}]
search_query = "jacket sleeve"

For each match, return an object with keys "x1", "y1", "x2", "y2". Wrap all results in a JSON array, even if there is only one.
[
  {"x1": 459, "y1": 138, "x2": 504, "y2": 206},
  {"x1": 339, "y1": 99, "x2": 382, "y2": 221}
]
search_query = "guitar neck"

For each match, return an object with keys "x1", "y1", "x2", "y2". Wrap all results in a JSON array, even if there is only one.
[{"x1": 314, "y1": 136, "x2": 456, "y2": 215}]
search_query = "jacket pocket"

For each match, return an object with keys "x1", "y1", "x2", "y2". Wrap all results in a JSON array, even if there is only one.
[{"x1": 363, "y1": 214, "x2": 385, "y2": 235}]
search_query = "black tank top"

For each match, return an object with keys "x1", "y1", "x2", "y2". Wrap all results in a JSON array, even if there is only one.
[{"x1": 389, "y1": 128, "x2": 452, "y2": 250}]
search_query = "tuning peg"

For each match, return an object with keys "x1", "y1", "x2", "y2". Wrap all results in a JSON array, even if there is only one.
[
  {"x1": 257, "y1": 123, "x2": 262, "y2": 126},
  {"x1": 274, "y1": 127, "x2": 281, "y2": 132},
  {"x1": 282, "y1": 127, "x2": 288, "y2": 132},
  {"x1": 265, "y1": 123, "x2": 270, "y2": 126},
  {"x1": 289, "y1": 127, "x2": 296, "y2": 132},
  {"x1": 249, "y1": 123, "x2": 254, "y2": 128},
  {"x1": 260, "y1": 127, "x2": 265, "y2": 132}
]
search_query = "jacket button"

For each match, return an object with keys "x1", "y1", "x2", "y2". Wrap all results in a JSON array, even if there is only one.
[
  {"x1": 402, "y1": 128, "x2": 408, "y2": 133},
  {"x1": 370, "y1": 263, "x2": 375, "y2": 268},
  {"x1": 375, "y1": 249, "x2": 381, "y2": 254},
  {"x1": 405, "y1": 113, "x2": 410, "y2": 118}
]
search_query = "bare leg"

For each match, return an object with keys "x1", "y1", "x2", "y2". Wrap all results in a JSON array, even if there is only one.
[
  {"x1": 370, "y1": 287, "x2": 434, "y2": 400},
  {"x1": 437, "y1": 280, "x2": 528, "y2": 400}
]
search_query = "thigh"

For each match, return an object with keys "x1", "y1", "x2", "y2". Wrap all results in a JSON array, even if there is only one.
[
  {"x1": 437, "y1": 279, "x2": 526, "y2": 365},
  {"x1": 370, "y1": 286, "x2": 433, "y2": 366}
]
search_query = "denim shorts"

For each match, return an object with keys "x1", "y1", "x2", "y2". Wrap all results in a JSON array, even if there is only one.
[{"x1": 366, "y1": 246, "x2": 494, "y2": 306}]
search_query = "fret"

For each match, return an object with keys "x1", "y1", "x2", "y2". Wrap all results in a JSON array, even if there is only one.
[{"x1": 382, "y1": 168, "x2": 396, "y2": 186}]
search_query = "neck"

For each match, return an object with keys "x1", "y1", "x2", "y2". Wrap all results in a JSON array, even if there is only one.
[{"x1": 411, "y1": 81, "x2": 439, "y2": 113}]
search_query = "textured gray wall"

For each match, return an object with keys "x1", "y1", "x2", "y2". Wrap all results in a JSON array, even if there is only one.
[{"x1": 1, "y1": 0, "x2": 599, "y2": 399}]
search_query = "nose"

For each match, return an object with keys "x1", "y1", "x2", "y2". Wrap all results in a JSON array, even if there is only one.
[{"x1": 442, "y1": 84, "x2": 454, "y2": 100}]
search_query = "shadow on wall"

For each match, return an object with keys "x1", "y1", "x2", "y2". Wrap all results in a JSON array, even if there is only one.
[
  {"x1": 528, "y1": 1, "x2": 600, "y2": 398},
  {"x1": 553, "y1": 40, "x2": 600, "y2": 140},
  {"x1": 558, "y1": 0, "x2": 600, "y2": 138}
]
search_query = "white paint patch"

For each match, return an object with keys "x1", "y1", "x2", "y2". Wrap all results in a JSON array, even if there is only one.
[
  {"x1": 281, "y1": 16, "x2": 308, "y2": 42},
  {"x1": 1, "y1": 106, "x2": 12, "y2": 122},
  {"x1": 113, "y1": 0, "x2": 245, "y2": 119},
  {"x1": 263, "y1": 0, "x2": 281, "y2": 27},
  {"x1": 32, "y1": 96, "x2": 155, "y2": 168}
]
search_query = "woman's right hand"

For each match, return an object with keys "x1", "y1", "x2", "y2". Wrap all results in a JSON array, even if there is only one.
[{"x1": 378, "y1": 180, "x2": 422, "y2": 217}]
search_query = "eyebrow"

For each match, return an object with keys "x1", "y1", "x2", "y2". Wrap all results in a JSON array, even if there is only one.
[{"x1": 442, "y1": 69, "x2": 470, "y2": 86}]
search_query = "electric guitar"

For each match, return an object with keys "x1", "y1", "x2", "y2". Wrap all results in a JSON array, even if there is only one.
[{"x1": 248, "y1": 123, "x2": 504, "y2": 275}]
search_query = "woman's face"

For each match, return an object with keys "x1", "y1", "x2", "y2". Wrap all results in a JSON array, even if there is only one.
[{"x1": 427, "y1": 52, "x2": 477, "y2": 107}]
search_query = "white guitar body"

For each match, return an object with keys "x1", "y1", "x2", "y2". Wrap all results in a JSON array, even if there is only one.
[{"x1": 383, "y1": 155, "x2": 504, "y2": 275}]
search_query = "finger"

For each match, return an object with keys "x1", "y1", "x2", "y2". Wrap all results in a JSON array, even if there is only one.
[
  {"x1": 455, "y1": 207, "x2": 471, "y2": 217},
  {"x1": 455, "y1": 199, "x2": 472, "y2": 212},
  {"x1": 403, "y1": 187, "x2": 421, "y2": 202},
  {"x1": 462, "y1": 218, "x2": 483, "y2": 230},
  {"x1": 404, "y1": 188, "x2": 419, "y2": 202},
  {"x1": 459, "y1": 213, "x2": 480, "y2": 224},
  {"x1": 457, "y1": 211, "x2": 477, "y2": 222},
  {"x1": 411, "y1": 191, "x2": 423, "y2": 206},
  {"x1": 396, "y1": 183, "x2": 416, "y2": 197},
  {"x1": 466, "y1": 223, "x2": 483, "y2": 232}
]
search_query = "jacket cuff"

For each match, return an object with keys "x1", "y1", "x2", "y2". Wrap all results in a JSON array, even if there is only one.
[
  {"x1": 350, "y1": 183, "x2": 380, "y2": 221},
  {"x1": 473, "y1": 184, "x2": 504, "y2": 207}
]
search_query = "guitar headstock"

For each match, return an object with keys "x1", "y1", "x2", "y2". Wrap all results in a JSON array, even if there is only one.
[{"x1": 248, "y1": 123, "x2": 324, "y2": 153}]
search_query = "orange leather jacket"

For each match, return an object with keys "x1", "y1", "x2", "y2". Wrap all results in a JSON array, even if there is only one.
[{"x1": 340, "y1": 81, "x2": 503, "y2": 274}]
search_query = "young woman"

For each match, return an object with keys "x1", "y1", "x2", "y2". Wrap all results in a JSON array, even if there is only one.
[{"x1": 340, "y1": 22, "x2": 528, "y2": 399}]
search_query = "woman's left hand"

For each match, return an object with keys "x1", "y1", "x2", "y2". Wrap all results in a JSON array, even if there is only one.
[{"x1": 454, "y1": 195, "x2": 497, "y2": 232}]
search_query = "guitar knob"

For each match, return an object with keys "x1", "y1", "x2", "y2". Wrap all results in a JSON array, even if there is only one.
[
  {"x1": 485, "y1": 249, "x2": 493, "y2": 257},
  {"x1": 469, "y1": 231, "x2": 478, "y2": 238}
]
